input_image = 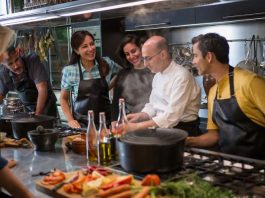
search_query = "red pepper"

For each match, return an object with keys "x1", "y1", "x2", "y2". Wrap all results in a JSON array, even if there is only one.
[{"x1": 101, "y1": 175, "x2": 133, "y2": 190}]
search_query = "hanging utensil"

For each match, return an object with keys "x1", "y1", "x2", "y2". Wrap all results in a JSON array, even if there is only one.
[{"x1": 236, "y1": 35, "x2": 258, "y2": 73}]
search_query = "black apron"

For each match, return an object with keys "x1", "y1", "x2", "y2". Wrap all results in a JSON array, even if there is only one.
[
  {"x1": 212, "y1": 66, "x2": 265, "y2": 159},
  {"x1": 174, "y1": 118, "x2": 201, "y2": 137},
  {"x1": 73, "y1": 60, "x2": 111, "y2": 127},
  {"x1": 11, "y1": 62, "x2": 57, "y2": 117}
]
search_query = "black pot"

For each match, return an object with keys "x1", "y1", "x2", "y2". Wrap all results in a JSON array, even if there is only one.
[
  {"x1": 118, "y1": 128, "x2": 188, "y2": 173},
  {"x1": 28, "y1": 129, "x2": 59, "y2": 151},
  {"x1": 11, "y1": 114, "x2": 56, "y2": 139},
  {"x1": 0, "y1": 119, "x2": 12, "y2": 137}
]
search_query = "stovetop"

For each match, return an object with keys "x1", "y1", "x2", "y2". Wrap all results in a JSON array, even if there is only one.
[{"x1": 109, "y1": 148, "x2": 265, "y2": 197}]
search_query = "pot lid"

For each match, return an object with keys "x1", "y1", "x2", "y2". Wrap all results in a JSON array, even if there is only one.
[
  {"x1": 0, "y1": 112, "x2": 30, "y2": 120},
  {"x1": 10, "y1": 114, "x2": 55, "y2": 123},
  {"x1": 28, "y1": 128, "x2": 58, "y2": 135},
  {"x1": 119, "y1": 128, "x2": 188, "y2": 145}
]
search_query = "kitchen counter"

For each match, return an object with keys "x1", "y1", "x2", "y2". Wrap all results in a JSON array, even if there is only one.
[{"x1": 0, "y1": 139, "x2": 87, "y2": 197}]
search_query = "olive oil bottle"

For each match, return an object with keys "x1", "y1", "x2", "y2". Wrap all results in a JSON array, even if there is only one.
[{"x1": 98, "y1": 112, "x2": 111, "y2": 165}]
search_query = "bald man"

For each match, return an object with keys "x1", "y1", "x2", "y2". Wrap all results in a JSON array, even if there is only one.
[{"x1": 126, "y1": 36, "x2": 201, "y2": 136}]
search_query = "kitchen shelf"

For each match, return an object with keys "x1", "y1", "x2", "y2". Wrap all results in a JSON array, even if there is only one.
[
  {"x1": 0, "y1": 0, "x2": 170, "y2": 26},
  {"x1": 1, "y1": 0, "x2": 246, "y2": 27}
]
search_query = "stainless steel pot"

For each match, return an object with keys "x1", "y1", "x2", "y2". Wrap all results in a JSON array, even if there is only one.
[
  {"x1": 118, "y1": 128, "x2": 188, "y2": 173},
  {"x1": 11, "y1": 113, "x2": 56, "y2": 139}
]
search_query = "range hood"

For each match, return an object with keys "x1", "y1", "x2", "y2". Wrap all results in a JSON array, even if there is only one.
[{"x1": 0, "y1": 0, "x2": 245, "y2": 26}]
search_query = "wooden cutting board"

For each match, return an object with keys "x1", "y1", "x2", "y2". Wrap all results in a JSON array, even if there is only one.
[{"x1": 35, "y1": 170, "x2": 141, "y2": 198}]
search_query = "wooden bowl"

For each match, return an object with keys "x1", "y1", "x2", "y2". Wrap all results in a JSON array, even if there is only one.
[{"x1": 72, "y1": 138, "x2": 86, "y2": 155}]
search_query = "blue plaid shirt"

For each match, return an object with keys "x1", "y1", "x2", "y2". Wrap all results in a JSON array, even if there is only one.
[{"x1": 61, "y1": 57, "x2": 120, "y2": 102}]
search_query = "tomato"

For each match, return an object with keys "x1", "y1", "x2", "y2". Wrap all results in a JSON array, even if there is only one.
[
  {"x1": 41, "y1": 170, "x2": 66, "y2": 185},
  {"x1": 142, "y1": 174, "x2": 160, "y2": 186}
]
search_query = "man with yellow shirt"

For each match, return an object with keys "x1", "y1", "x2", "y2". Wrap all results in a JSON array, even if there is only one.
[{"x1": 187, "y1": 33, "x2": 265, "y2": 159}]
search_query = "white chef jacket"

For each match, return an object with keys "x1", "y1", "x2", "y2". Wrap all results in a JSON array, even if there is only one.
[{"x1": 142, "y1": 60, "x2": 201, "y2": 128}]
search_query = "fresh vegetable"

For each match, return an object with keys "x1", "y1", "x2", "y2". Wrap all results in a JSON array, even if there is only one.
[
  {"x1": 150, "y1": 174, "x2": 235, "y2": 198},
  {"x1": 108, "y1": 190, "x2": 132, "y2": 198},
  {"x1": 82, "y1": 165, "x2": 112, "y2": 176},
  {"x1": 101, "y1": 175, "x2": 133, "y2": 191},
  {"x1": 133, "y1": 186, "x2": 150, "y2": 198},
  {"x1": 141, "y1": 175, "x2": 160, "y2": 186},
  {"x1": 63, "y1": 174, "x2": 85, "y2": 193},
  {"x1": 96, "y1": 184, "x2": 131, "y2": 197},
  {"x1": 82, "y1": 177, "x2": 104, "y2": 196},
  {"x1": 41, "y1": 170, "x2": 66, "y2": 185}
]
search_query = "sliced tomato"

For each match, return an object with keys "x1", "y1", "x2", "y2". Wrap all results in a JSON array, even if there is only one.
[{"x1": 41, "y1": 170, "x2": 66, "y2": 185}]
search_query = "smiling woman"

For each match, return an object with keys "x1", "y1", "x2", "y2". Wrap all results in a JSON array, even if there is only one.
[
  {"x1": 60, "y1": 30, "x2": 121, "y2": 128},
  {"x1": 111, "y1": 34, "x2": 154, "y2": 123}
]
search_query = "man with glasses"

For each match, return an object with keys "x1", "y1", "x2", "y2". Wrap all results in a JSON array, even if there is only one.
[
  {"x1": 126, "y1": 35, "x2": 201, "y2": 136},
  {"x1": 0, "y1": 46, "x2": 57, "y2": 117}
]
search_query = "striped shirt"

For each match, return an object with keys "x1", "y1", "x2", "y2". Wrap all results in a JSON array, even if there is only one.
[{"x1": 61, "y1": 57, "x2": 120, "y2": 102}]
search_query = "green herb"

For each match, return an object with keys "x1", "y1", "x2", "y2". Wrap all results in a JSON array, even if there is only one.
[{"x1": 150, "y1": 174, "x2": 235, "y2": 198}]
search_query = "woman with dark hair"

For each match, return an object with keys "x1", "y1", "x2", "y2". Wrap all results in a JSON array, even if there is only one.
[
  {"x1": 111, "y1": 34, "x2": 154, "y2": 123},
  {"x1": 60, "y1": 30, "x2": 120, "y2": 128}
]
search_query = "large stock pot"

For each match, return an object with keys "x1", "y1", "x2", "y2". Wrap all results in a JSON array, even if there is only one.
[{"x1": 118, "y1": 128, "x2": 188, "y2": 173}]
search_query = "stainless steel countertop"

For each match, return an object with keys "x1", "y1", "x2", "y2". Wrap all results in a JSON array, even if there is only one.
[{"x1": 0, "y1": 139, "x2": 87, "y2": 197}]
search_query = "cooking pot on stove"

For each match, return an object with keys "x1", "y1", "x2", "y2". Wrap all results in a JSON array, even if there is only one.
[
  {"x1": 10, "y1": 112, "x2": 56, "y2": 139},
  {"x1": 118, "y1": 128, "x2": 188, "y2": 173}
]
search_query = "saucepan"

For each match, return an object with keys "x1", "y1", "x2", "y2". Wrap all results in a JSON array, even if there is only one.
[{"x1": 118, "y1": 128, "x2": 188, "y2": 173}]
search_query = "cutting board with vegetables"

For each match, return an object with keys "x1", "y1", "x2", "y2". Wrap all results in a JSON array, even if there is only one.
[{"x1": 35, "y1": 166, "x2": 142, "y2": 198}]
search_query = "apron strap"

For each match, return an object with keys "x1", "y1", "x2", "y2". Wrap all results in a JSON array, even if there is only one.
[
  {"x1": 215, "y1": 66, "x2": 235, "y2": 99},
  {"x1": 77, "y1": 60, "x2": 83, "y2": 80},
  {"x1": 228, "y1": 66, "x2": 235, "y2": 96},
  {"x1": 77, "y1": 58, "x2": 109, "y2": 79}
]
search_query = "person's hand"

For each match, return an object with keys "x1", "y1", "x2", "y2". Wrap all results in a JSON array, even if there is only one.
[
  {"x1": 127, "y1": 112, "x2": 149, "y2": 123},
  {"x1": 185, "y1": 137, "x2": 197, "y2": 147},
  {"x1": 68, "y1": 119, "x2": 81, "y2": 128},
  {"x1": 125, "y1": 122, "x2": 140, "y2": 132}
]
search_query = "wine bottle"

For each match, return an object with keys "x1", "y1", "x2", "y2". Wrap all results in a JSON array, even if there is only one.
[
  {"x1": 86, "y1": 110, "x2": 99, "y2": 164},
  {"x1": 114, "y1": 98, "x2": 128, "y2": 160}
]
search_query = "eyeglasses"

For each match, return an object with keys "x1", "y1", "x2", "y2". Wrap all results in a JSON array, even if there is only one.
[{"x1": 141, "y1": 50, "x2": 162, "y2": 62}]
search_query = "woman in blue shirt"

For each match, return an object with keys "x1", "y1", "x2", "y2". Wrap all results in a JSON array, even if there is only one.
[{"x1": 60, "y1": 31, "x2": 120, "y2": 128}]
